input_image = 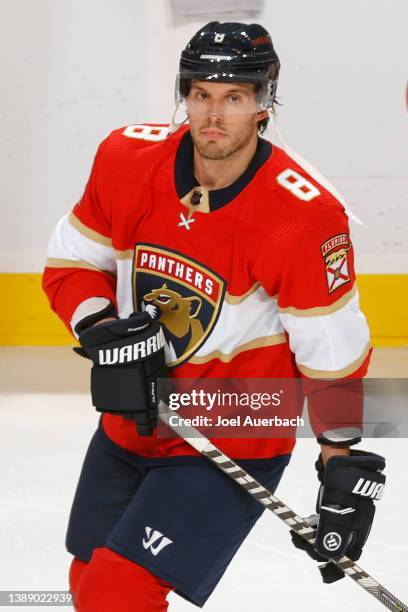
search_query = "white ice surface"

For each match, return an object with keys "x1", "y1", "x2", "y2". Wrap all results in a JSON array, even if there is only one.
[{"x1": 0, "y1": 392, "x2": 407, "y2": 611}]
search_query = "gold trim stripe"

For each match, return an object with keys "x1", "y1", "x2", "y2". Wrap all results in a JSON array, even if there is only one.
[
  {"x1": 69, "y1": 213, "x2": 113, "y2": 247},
  {"x1": 279, "y1": 284, "x2": 357, "y2": 317},
  {"x1": 115, "y1": 249, "x2": 134, "y2": 260},
  {"x1": 296, "y1": 342, "x2": 371, "y2": 379},
  {"x1": 69, "y1": 214, "x2": 133, "y2": 258},
  {"x1": 189, "y1": 333, "x2": 287, "y2": 365},
  {"x1": 225, "y1": 282, "x2": 261, "y2": 305},
  {"x1": 45, "y1": 258, "x2": 116, "y2": 276}
]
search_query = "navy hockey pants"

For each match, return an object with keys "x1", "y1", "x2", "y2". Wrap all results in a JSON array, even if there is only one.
[{"x1": 66, "y1": 421, "x2": 290, "y2": 607}]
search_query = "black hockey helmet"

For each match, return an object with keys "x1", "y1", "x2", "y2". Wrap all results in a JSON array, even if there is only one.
[{"x1": 177, "y1": 21, "x2": 280, "y2": 109}]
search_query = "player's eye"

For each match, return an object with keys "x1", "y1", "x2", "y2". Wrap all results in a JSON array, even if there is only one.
[
  {"x1": 195, "y1": 91, "x2": 208, "y2": 100},
  {"x1": 228, "y1": 94, "x2": 242, "y2": 103}
]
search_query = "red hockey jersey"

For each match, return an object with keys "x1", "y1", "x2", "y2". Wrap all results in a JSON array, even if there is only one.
[{"x1": 43, "y1": 123, "x2": 371, "y2": 462}]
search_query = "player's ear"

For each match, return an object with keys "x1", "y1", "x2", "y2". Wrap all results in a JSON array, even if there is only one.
[{"x1": 256, "y1": 109, "x2": 268, "y2": 122}]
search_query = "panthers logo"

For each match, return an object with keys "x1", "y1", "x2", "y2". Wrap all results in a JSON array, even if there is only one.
[{"x1": 133, "y1": 244, "x2": 225, "y2": 366}]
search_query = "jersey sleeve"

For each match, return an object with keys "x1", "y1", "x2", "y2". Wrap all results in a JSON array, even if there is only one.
[
  {"x1": 42, "y1": 137, "x2": 117, "y2": 337},
  {"x1": 277, "y1": 205, "x2": 370, "y2": 377},
  {"x1": 277, "y1": 204, "x2": 371, "y2": 445},
  {"x1": 42, "y1": 123, "x2": 171, "y2": 337}
]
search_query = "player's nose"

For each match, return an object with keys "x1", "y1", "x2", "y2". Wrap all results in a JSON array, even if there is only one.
[{"x1": 205, "y1": 100, "x2": 225, "y2": 117}]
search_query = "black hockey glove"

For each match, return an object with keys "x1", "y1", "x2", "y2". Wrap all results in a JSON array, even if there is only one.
[
  {"x1": 74, "y1": 312, "x2": 167, "y2": 436},
  {"x1": 290, "y1": 450, "x2": 386, "y2": 583}
]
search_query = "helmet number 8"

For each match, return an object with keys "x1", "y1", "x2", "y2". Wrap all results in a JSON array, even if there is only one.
[{"x1": 276, "y1": 169, "x2": 320, "y2": 201}]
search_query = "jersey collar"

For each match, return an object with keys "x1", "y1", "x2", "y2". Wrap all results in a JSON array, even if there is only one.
[{"x1": 174, "y1": 129, "x2": 272, "y2": 213}]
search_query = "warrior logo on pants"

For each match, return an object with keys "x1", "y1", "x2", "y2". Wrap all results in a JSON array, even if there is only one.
[{"x1": 143, "y1": 526, "x2": 173, "y2": 556}]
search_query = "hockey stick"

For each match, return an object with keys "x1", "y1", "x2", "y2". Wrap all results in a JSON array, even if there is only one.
[{"x1": 159, "y1": 404, "x2": 407, "y2": 611}]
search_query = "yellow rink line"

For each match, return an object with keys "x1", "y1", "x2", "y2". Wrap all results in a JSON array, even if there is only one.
[{"x1": 0, "y1": 273, "x2": 407, "y2": 346}]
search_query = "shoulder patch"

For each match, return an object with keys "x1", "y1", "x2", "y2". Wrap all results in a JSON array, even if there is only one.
[{"x1": 321, "y1": 234, "x2": 351, "y2": 293}]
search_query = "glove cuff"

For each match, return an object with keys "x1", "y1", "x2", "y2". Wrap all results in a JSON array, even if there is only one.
[
  {"x1": 317, "y1": 434, "x2": 361, "y2": 447},
  {"x1": 74, "y1": 301, "x2": 118, "y2": 335}
]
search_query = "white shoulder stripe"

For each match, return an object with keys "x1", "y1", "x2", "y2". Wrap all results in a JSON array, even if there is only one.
[
  {"x1": 69, "y1": 213, "x2": 112, "y2": 246},
  {"x1": 279, "y1": 290, "x2": 370, "y2": 375},
  {"x1": 195, "y1": 285, "x2": 285, "y2": 358},
  {"x1": 46, "y1": 213, "x2": 116, "y2": 275}
]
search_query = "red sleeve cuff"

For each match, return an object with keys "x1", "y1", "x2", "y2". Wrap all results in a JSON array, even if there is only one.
[
  {"x1": 302, "y1": 351, "x2": 371, "y2": 445},
  {"x1": 42, "y1": 267, "x2": 117, "y2": 336}
]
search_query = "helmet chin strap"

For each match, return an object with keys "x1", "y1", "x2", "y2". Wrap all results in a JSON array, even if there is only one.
[
  {"x1": 270, "y1": 107, "x2": 284, "y2": 143},
  {"x1": 168, "y1": 101, "x2": 189, "y2": 135}
]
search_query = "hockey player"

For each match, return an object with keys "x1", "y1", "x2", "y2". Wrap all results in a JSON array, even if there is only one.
[{"x1": 43, "y1": 22, "x2": 385, "y2": 611}]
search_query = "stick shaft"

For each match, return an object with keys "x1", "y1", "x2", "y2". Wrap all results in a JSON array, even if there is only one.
[{"x1": 159, "y1": 407, "x2": 407, "y2": 611}]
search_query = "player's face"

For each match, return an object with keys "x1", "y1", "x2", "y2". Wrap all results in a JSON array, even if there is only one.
[{"x1": 187, "y1": 81, "x2": 266, "y2": 160}]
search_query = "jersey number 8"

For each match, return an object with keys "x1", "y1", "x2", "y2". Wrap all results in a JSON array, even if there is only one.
[
  {"x1": 276, "y1": 169, "x2": 320, "y2": 201},
  {"x1": 123, "y1": 124, "x2": 168, "y2": 142}
]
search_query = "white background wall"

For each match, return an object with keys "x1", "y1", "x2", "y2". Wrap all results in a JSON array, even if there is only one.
[{"x1": 1, "y1": 0, "x2": 407, "y2": 273}]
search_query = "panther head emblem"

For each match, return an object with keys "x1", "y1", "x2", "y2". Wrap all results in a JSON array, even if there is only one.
[{"x1": 143, "y1": 284, "x2": 204, "y2": 353}]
